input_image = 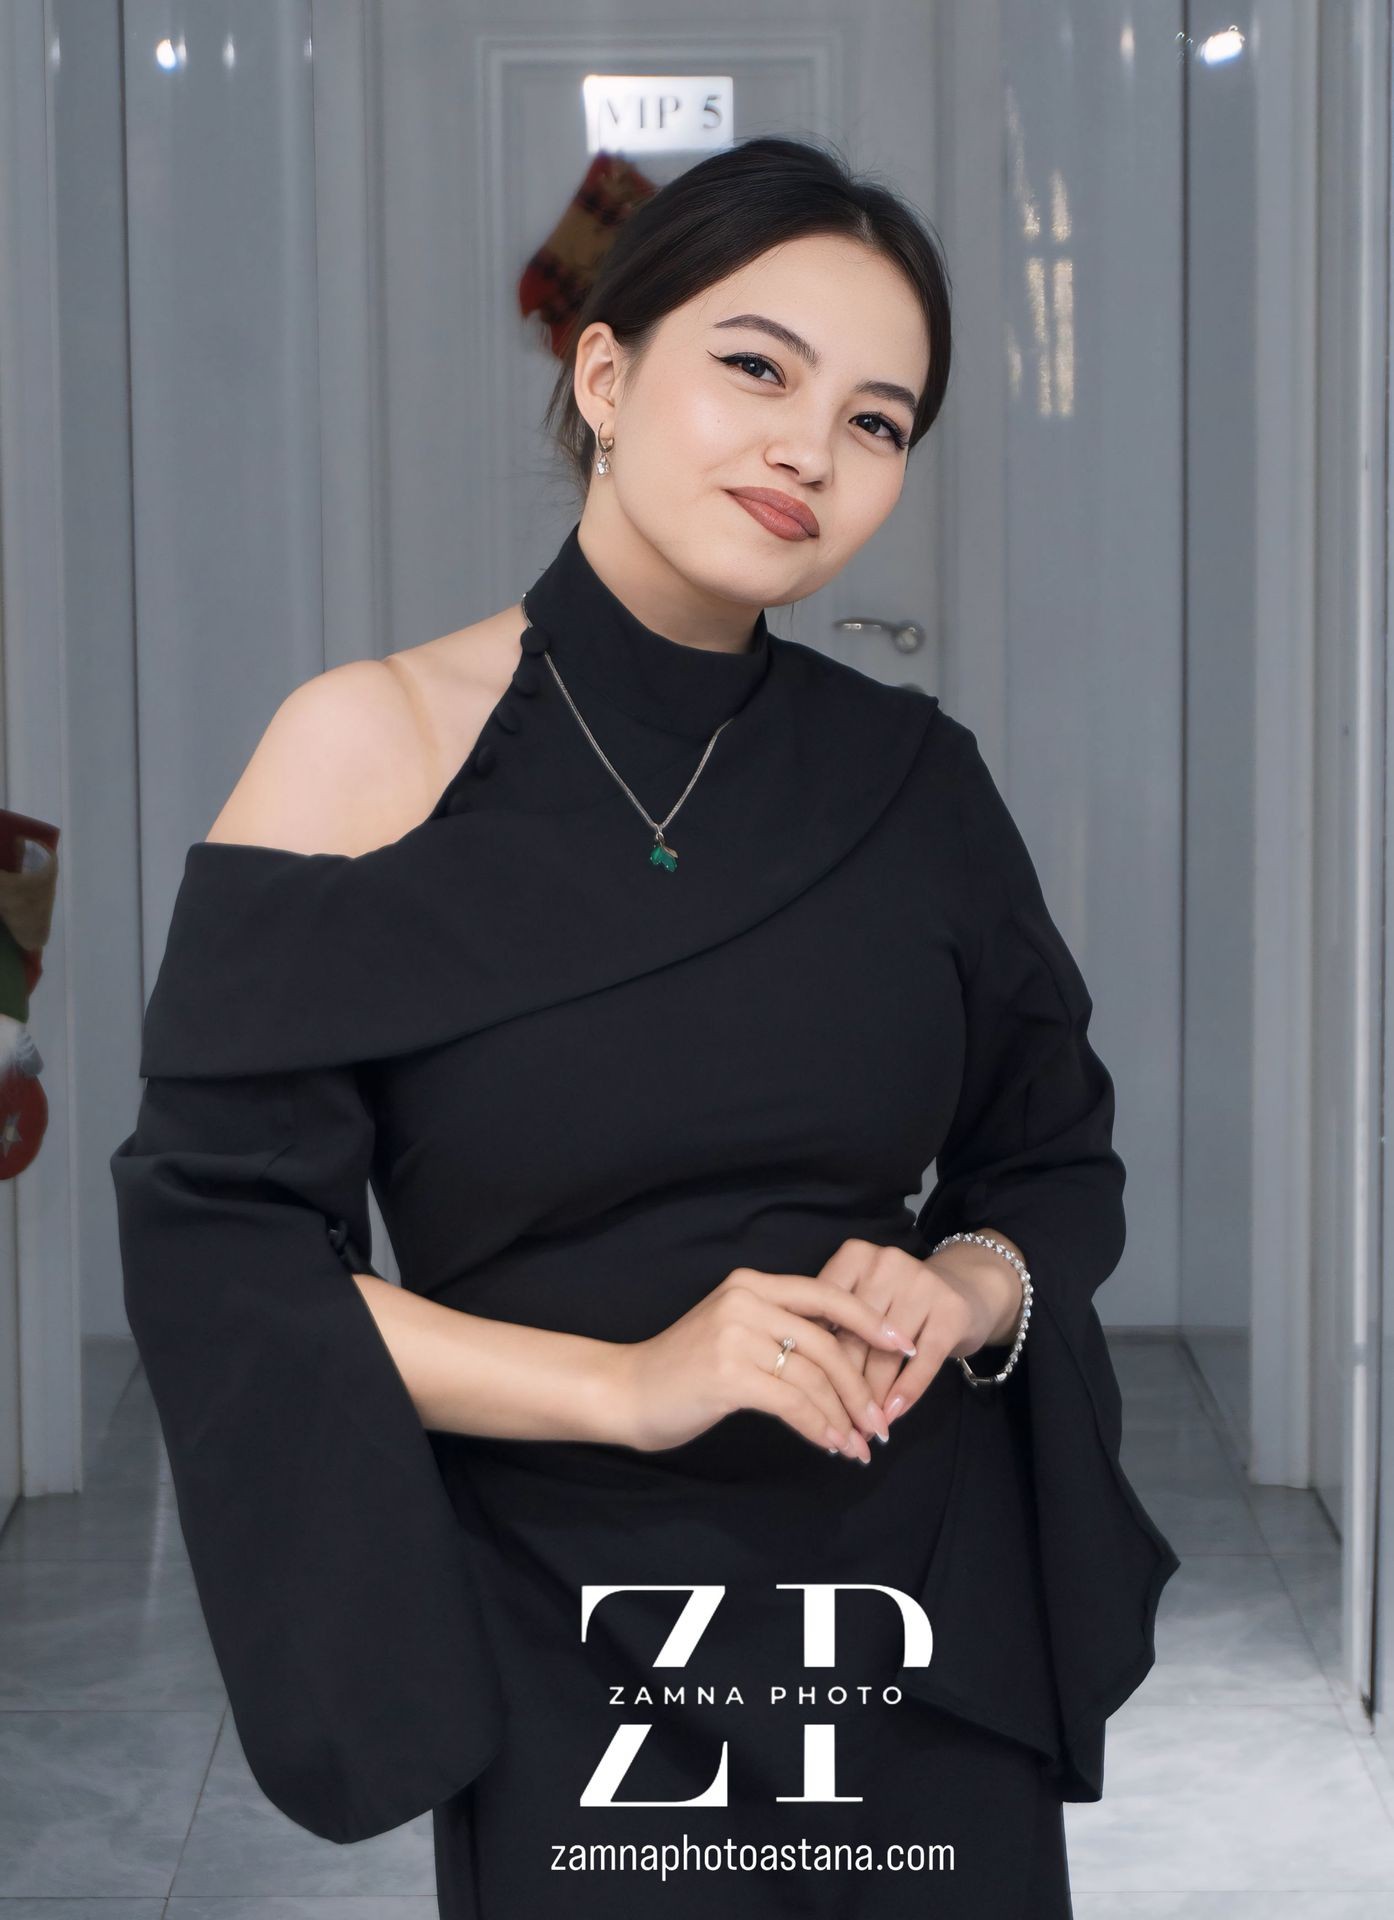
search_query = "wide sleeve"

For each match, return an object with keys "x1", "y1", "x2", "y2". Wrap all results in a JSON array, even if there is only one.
[
  {"x1": 108, "y1": 1050, "x2": 507, "y2": 1843},
  {"x1": 914, "y1": 718, "x2": 1181, "y2": 1800}
]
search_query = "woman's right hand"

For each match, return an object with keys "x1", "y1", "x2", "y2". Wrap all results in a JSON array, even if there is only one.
[{"x1": 613, "y1": 1267, "x2": 915, "y2": 1461}]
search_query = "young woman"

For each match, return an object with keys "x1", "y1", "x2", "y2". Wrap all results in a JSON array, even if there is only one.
[{"x1": 111, "y1": 135, "x2": 1179, "y2": 1916}]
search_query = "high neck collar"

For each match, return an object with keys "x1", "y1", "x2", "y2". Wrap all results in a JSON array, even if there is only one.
[{"x1": 520, "y1": 523, "x2": 772, "y2": 741}]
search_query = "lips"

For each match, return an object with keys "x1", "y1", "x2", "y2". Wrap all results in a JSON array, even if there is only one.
[{"x1": 726, "y1": 488, "x2": 820, "y2": 540}]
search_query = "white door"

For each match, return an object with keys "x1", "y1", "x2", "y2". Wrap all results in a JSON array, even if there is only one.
[{"x1": 315, "y1": 2, "x2": 958, "y2": 1275}]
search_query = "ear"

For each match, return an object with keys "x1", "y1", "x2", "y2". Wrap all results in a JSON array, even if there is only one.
[{"x1": 572, "y1": 318, "x2": 625, "y2": 430}]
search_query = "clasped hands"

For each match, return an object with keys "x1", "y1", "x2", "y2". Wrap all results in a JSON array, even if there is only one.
[{"x1": 617, "y1": 1233, "x2": 1027, "y2": 1463}]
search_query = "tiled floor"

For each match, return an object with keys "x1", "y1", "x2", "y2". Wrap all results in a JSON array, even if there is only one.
[
  {"x1": 1069, "y1": 1336, "x2": 1394, "y2": 1914},
  {"x1": 1, "y1": 1333, "x2": 1392, "y2": 1914}
]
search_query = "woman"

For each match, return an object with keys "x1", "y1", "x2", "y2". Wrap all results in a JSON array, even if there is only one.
[{"x1": 110, "y1": 136, "x2": 1179, "y2": 1916}]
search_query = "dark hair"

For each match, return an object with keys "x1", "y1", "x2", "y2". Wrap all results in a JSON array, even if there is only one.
[{"x1": 541, "y1": 134, "x2": 953, "y2": 505}]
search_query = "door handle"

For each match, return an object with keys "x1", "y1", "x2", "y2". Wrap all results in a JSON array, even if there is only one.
[{"x1": 831, "y1": 616, "x2": 926, "y2": 656}]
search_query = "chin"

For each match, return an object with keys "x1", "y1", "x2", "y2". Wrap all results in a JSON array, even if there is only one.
[{"x1": 694, "y1": 548, "x2": 794, "y2": 607}]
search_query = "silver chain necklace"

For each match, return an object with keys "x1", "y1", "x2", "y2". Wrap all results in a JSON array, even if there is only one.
[{"x1": 540, "y1": 644, "x2": 731, "y2": 872}]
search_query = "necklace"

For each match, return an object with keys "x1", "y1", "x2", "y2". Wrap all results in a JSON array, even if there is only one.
[{"x1": 541, "y1": 643, "x2": 731, "y2": 872}]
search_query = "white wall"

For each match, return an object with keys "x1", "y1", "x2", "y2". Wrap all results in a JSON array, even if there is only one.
[
  {"x1": 54, "y1": 1, "x2": 142, "y2": 1345},
  {"x1": 1181, "y1": 7, "x2": 1260, "y2": 1377}
]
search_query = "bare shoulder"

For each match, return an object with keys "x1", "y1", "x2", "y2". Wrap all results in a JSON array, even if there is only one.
[
  {"x1": 203, "y1": 658, "x2": 422, "y2": 856},
  {"x1": 204, "y1": 602, "x2": 526, "y2": 857}
]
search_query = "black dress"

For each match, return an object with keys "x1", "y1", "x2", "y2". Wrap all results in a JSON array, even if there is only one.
[{"x1": 109, "y1": 522, "x2": 1180, "y2": 1917}]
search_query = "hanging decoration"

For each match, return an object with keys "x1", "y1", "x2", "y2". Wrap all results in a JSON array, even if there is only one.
[
  {"x1": 518, "y1": 152, "x2": 657, "y2": 358},
  {"x1": 0, "y1": 810, "x2": 59, "y2": 1179}
]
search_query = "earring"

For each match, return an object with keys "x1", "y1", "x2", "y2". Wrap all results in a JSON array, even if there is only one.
[{"x1": 594, "y1": 424, "x2": 614, "y2": 476}]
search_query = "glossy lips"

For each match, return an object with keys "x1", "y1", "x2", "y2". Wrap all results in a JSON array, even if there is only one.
[{"x1": 726, "y1": 488, "x2": 820, "y2": 540}]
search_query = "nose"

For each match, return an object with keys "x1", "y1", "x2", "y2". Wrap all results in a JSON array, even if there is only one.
[{"x1": 764, "y1": 436, "x2": 833, "y2": 489}]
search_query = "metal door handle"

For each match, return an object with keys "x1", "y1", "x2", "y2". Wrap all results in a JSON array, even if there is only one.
[{"x1": 832, "y1": 616, "x2": 926, "y2": 656}]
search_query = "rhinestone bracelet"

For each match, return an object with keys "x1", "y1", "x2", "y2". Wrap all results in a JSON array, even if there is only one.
[{"x1": 930, "y1": 1230, "x2": 1033, "y2": 1387}]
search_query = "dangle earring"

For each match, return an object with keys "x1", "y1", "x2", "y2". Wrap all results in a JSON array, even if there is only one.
[{"x1": 594, "y1": 424, "x2": 614, "y2": 476}]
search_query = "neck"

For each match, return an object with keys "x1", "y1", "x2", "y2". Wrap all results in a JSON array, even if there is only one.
[{"x1": 520, "y1": 517, "x2": 772, "y2": 743}]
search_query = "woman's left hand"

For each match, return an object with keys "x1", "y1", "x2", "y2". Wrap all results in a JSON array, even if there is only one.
[{"x1": 811, "y1": 1237, "x2": 1022, "y2": 1427}]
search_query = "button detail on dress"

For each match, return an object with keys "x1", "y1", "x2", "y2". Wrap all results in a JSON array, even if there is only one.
[
  {"x1": 511, "y1": 659, "x2": 541, "y2": 696},
  {"x1": 494, "y1": 701, "x2": 521, "y2": 734},
  {"x1": 519, "y1": 626, "x2": 548, "y2": 658},
  {"x1": 472, "y1": 741, "x2": 497, "y2": 777}
]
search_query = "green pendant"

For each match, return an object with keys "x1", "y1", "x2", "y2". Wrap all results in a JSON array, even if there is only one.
[{"x1": 649, "y1": 838, "x2": 678, "y2": 872}]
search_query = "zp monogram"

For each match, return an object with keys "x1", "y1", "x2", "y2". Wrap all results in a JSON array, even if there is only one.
[{"x1": 578, "y1": 1582, "x2": 933, "y2": 1808}]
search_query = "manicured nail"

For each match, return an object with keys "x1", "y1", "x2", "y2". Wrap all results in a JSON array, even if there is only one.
[
  {"x1": 865, "y1": 1399, "x2": 890, "y2": 1443},
  {"x1": 826, "y1": 1426, "x2": 850, "y2": 1451},
  {"x1": 884, "y1": 1325, "x2": 916, "y2": 1356},
  {"x1": 886, "y1": 1394, "x2": 906, "y2": 1423}
]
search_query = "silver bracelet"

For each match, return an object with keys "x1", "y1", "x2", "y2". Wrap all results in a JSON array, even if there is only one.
[{"x1": 930, "y1": 1231, "x2": 1033, "y2": 1387}]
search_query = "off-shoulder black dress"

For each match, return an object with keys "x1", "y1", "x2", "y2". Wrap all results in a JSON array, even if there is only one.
[{"x1": 109, "y1": 522, "x2": 1180, "y2": 1917}]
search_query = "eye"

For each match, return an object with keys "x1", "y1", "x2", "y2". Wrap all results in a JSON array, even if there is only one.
[
  {"x1": 713, "y1": 352, "x2": 910, "y2": 452},
  {"x1": 853, "y1": 411, "x2": 910, "y2": 452},
  {"x1": 717, "y1": 350, "x2": 782, "y2": 384}
]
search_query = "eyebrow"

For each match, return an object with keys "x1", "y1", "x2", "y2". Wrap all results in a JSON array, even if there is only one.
[{"x1": 711, "y1": 312, "x2": 920, "y2": 417}]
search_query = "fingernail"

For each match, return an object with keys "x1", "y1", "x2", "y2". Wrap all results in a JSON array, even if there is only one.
[
  {"x1": 884, "y1": 1325, "x2": 917, "y2": 1356},
  {"x1": 886, "y1": 1394, "x2": 906, "y2": 1423},
  {"x1": 826, "y1": 1426, "x2": 850, "y2": 1451},
  {"x1": 865, "y1": 1399, "x2": 891, "y2": 1443}
]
